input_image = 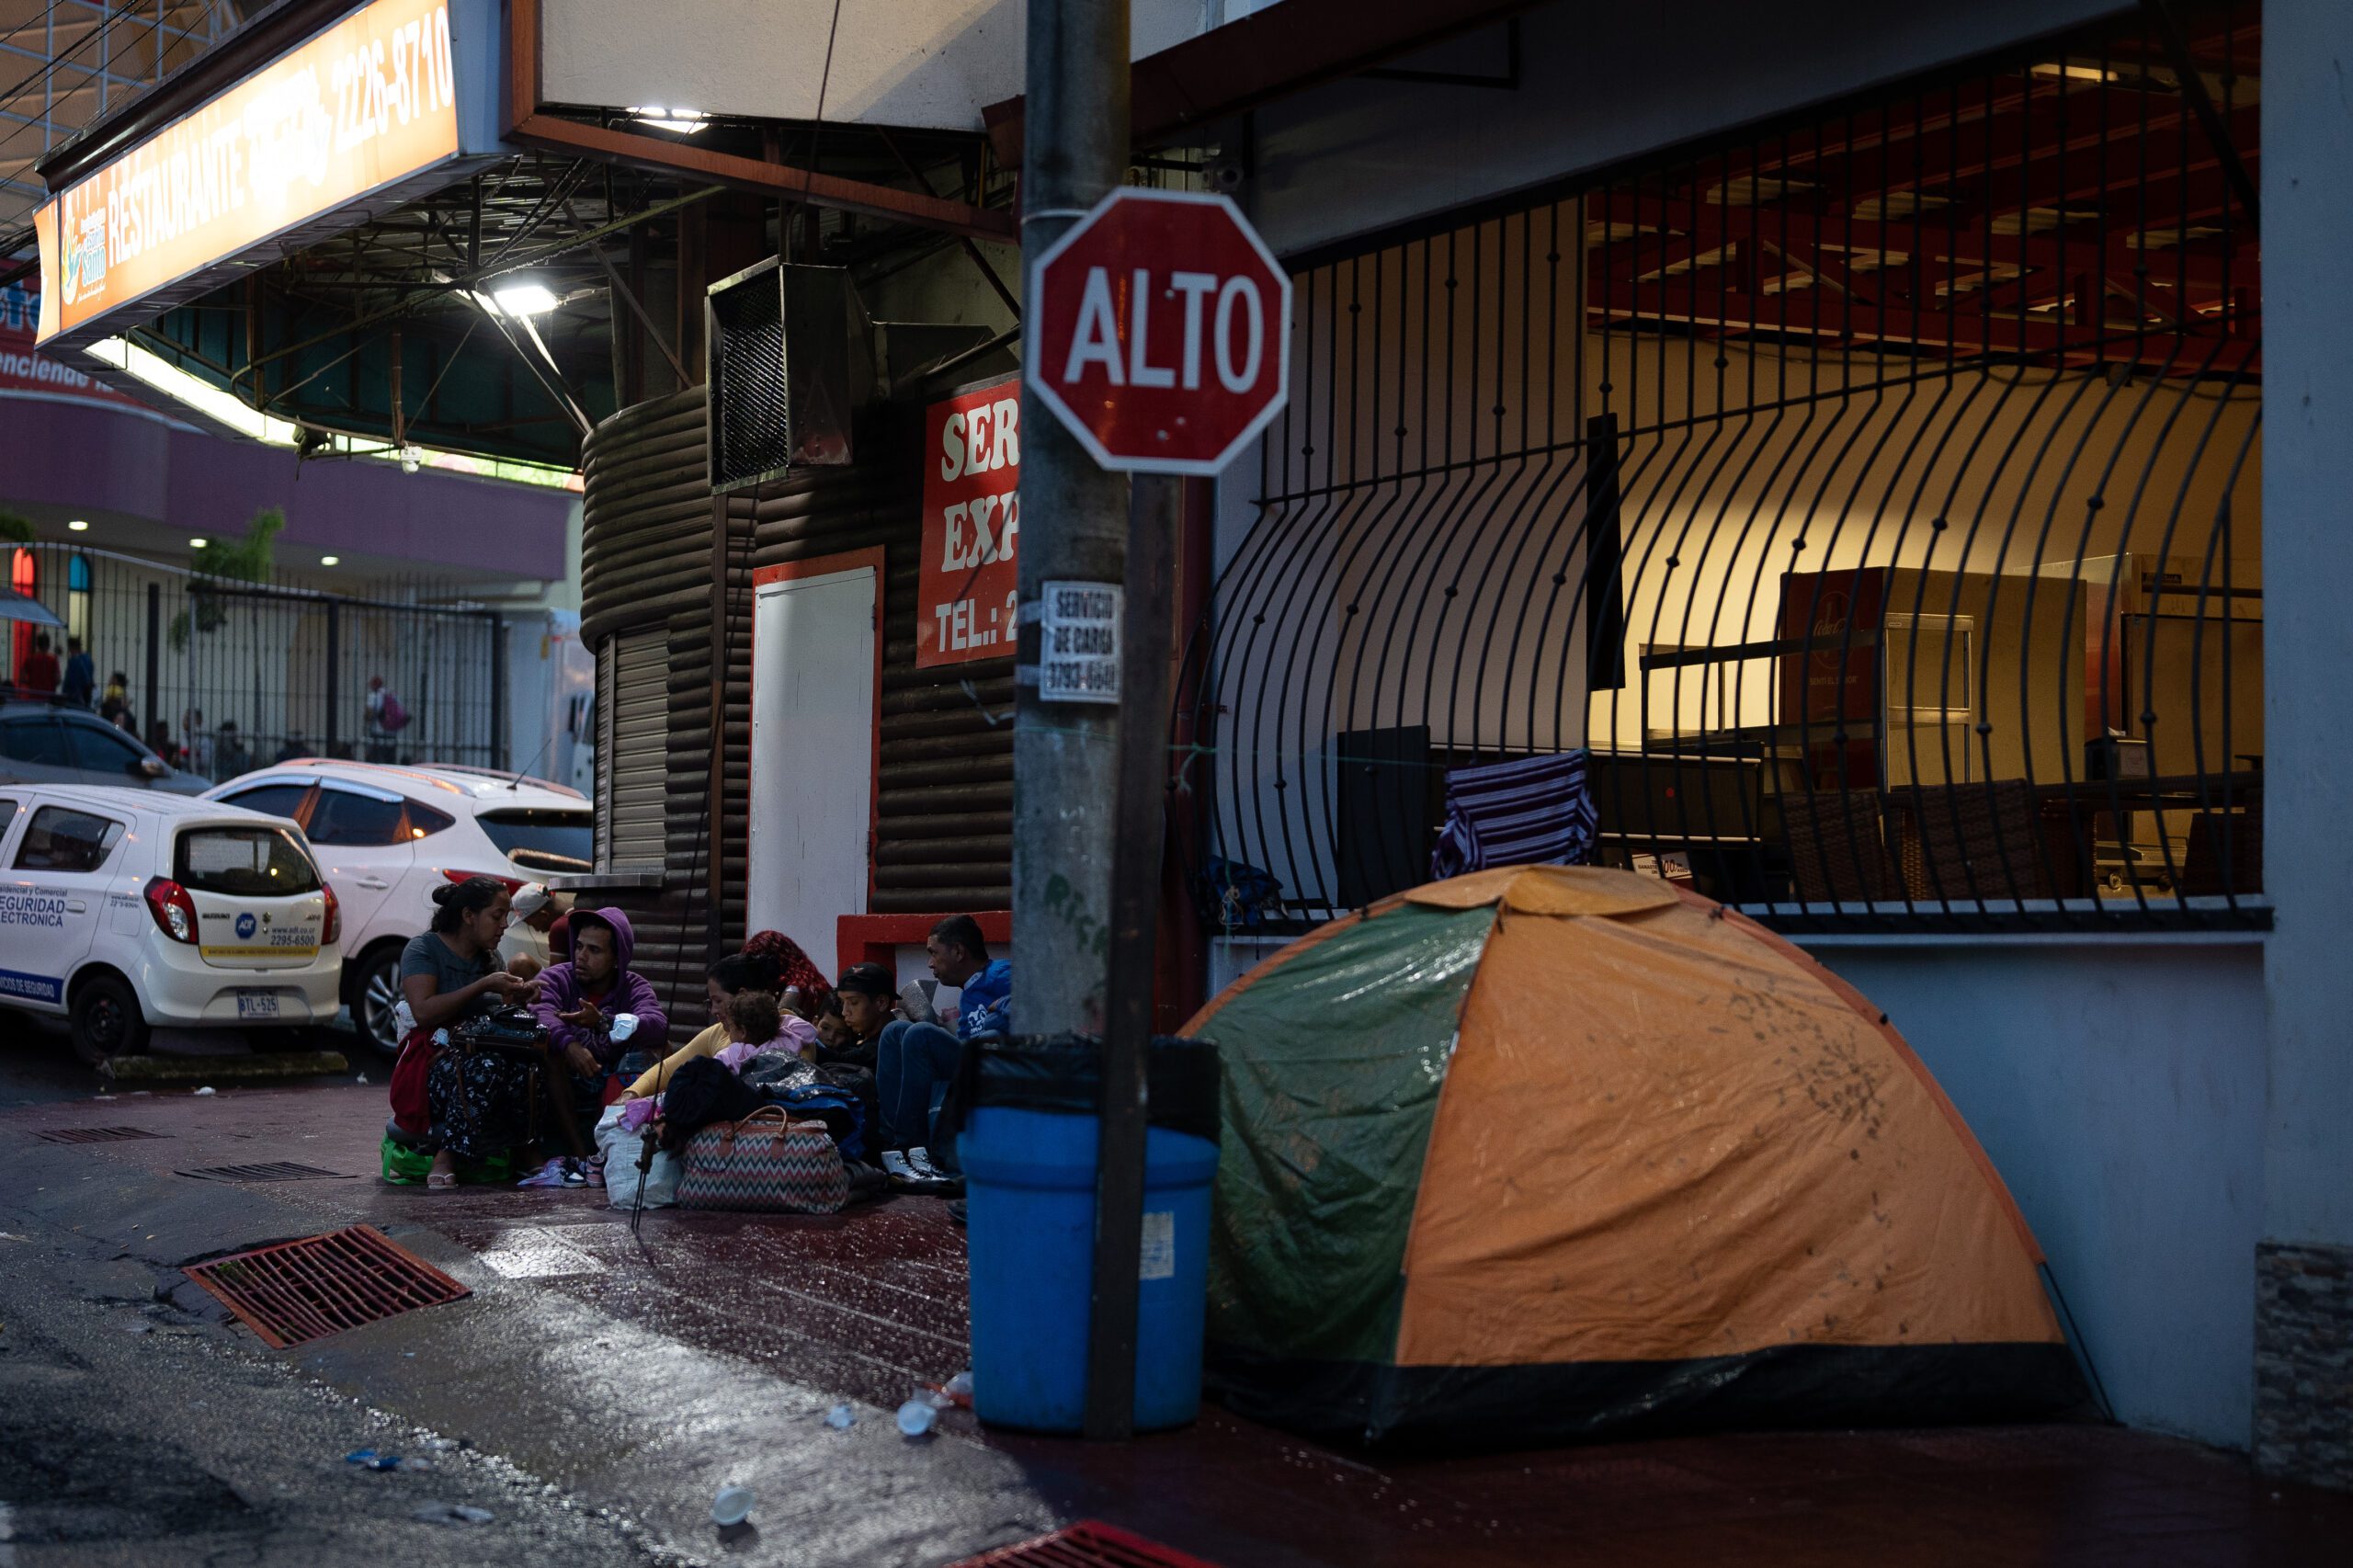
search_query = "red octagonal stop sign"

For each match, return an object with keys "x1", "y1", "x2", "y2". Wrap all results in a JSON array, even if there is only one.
[{"x1": 1027, "y1": 188, "x2": 1291, "y2": 476}]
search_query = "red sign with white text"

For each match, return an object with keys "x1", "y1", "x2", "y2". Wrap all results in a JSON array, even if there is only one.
[
  {"x1": 917, "y1": 377, "x2": 1021, "y2": 667},
  {"x1": 1027, "y1": 188, "x2": 1290, "y2": 475}
]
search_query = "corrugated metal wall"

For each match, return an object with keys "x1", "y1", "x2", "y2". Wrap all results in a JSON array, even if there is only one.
[
  {"x1": 576, "y1": 386, "x2": 1013, "y2": 1018},
  {"x1": 577, "y1": 388, "x2": 741, "y2": 1015}
]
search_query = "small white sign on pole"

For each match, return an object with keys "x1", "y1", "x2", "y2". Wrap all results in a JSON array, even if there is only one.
[{"x1": 1039, "y1": 580, "x2": 1123, "y2": 705}]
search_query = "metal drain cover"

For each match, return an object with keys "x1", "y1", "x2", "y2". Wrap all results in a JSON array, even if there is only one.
[
  {"x1": 33, "y1": 1126, "x2": 168, "y2": 1144},
  {"x1": 176, "y1": 1163, "x2": 354, "y2": 1184},
  {"x1": 183, "y1": 1225, "x2": 470, "y2": 1349},
  {"x1": 950, "y1": 1522, "x2": 1223, "y2": 1568}
]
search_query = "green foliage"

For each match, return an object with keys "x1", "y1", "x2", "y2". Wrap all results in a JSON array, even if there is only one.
[
  {"x1": 170, "y1": 507, "x2": 285, "y2": 650},
  {"x1": 0, "y1": 509, "x2": 33, "y2": 545}
]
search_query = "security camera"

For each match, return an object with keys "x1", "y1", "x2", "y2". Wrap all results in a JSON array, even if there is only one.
[{"x1": 1206, "y1": 159, "x2": 1245, "y2": 195}]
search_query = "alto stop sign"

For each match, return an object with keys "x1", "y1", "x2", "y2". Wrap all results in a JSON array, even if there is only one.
[{"x1": 1027, "y1": 188, "x2": 1291, "y2": 475}]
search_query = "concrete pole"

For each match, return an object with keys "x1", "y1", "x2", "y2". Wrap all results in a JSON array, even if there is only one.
[
  {"x1": 1015, "y1": 2, "x2": 1131, "y2": 1040},
  {"x1": 2256, "y1": 0, "x2": 2353, "y2": 1491}
]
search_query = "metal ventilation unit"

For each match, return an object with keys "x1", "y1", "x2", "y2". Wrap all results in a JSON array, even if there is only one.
[{"x1": 706, "y1": 260, "x2": 874, "y2": 491}]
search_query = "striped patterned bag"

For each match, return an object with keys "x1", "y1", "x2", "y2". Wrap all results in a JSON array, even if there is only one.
[{"x1": 676, "y1": 1107, "x2": 849, "y2": 1214}]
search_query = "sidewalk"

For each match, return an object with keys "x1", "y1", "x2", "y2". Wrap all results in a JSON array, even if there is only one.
[{"x1": 2, "y1": 1079, "x2": 2344, "y2": 1567}]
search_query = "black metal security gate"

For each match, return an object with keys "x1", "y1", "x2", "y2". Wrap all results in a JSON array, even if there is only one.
[
  {"x1": 1185, "y1": 0, "x2": 2263, "y2": 934},
  {"x1": 3, "y1": 541, "x2": 506, "y2": 781}
]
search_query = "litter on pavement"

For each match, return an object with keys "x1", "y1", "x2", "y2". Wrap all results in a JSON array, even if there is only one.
[
  {"x1": 825, "y1": 1403, "x2": 855, "y2": 1429},
  {"x1": 411, "y1": 1503, "x2": 494, "y2": 1526},
  {"x1": 710, "y1": 1483, "x2": 754, "y2": 1527}
]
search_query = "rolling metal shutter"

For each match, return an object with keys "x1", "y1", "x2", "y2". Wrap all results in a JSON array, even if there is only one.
[{"x1": 603, "y1": 628, "x2": 668, "y2": 871}]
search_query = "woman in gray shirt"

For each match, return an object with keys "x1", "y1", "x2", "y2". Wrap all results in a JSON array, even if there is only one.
[{"x1": 402, "y1": 878, "x2": 563, "y2": 1188}]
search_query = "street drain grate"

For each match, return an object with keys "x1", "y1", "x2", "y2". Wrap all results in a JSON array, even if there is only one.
[
  {"x1": 949, "y1": 1522, "x2": 1223, "y2": 1568},
  {"x1": 33, "y1": 1126, "x2": 169, "y2": 1144},
  {"x1": 176, "y1": 1163, "x2": 354, "y2": 1184},
  {"x1": 183, "y1": 1225, "x2": 471, "y2": 1348}
]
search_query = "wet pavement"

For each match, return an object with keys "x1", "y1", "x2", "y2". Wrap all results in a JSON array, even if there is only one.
[{"x1": 0, "y1": 1066, "x2": 2346, "y2": 1566}]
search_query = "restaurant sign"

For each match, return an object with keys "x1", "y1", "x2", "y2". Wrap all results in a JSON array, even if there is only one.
[
  {"x1": 917, "y1": 376, "x2": 1021, "y2": 668},
  {"x1": 34, "y1": 0, "x2": 467, "y2": 346}
]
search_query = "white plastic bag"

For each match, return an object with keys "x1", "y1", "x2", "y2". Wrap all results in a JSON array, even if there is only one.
[{"x1": 596, "y1": 1102, "x2": 681, "y2": 1210}]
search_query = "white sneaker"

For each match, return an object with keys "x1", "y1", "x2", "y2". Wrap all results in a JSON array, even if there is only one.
[
  {"x1": 881, "y1": 1150, "x2": 918, "y2": 1183},
  {"x1": 905, "y1": 1147, "x2": 945, "y2": 1180}
]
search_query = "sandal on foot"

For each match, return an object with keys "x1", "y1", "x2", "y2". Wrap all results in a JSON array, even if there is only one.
[{"x1": 426, "y1": 1171, "x2": 458, "y2": 1191}]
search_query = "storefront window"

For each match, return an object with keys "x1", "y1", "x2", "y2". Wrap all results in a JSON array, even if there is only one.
[{"x1": 67, "y1": 553, "x2": 89, "y2": 644}]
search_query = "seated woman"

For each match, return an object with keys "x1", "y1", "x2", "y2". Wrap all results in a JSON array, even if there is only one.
[
  {"x1": 617, "y1": 952, "x2": 818, "y2": 1099},
  {"x1": 401, "y1": 877, "x2": 587, "y2": 1190}
]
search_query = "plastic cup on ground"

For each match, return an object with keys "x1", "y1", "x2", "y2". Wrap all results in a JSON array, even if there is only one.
[
  {"x1": 711, "y1": 1484, "x2": 754, "y2": 1527},
  {"x1": 895, "y1": 1399, "x2": 938, "y2": 1437}
]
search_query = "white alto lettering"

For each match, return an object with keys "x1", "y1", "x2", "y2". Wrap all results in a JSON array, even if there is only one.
[
  {"x1": 1130, "y1": 268, "x2": 1175, "y2": 388},
  {"x1": 1063, "y1": 267, "x2": 1125, "y2": 385},
  {"x1": 1215, "y1": 275, "x2": 1265, "y2": 392}
]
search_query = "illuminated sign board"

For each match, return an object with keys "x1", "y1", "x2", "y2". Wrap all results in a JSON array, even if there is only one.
[{"x1": 35, "y1": 0, "x2": 468, "y2": 346}]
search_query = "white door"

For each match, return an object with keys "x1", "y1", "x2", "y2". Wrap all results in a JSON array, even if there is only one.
[
  {"x1": 748, "y1": 563, "x2": 876, "y2": 972},
  {"x1": 300, "y1": 782, "x2": 418, "y2": 948},
  {"x1": 0, "y1": 800, "x2": 125, "y2": 1012}
]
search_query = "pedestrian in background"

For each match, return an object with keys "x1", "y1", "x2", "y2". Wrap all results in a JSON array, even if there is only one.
[
  {"x1": 98, "y1": 671, "x2": 129, "y2": 726},
  {"x1": 17, "y1": 632, "x2": 58, "y2": 698},
  {"x1": 60, "y1": 636, "x2": 94, "y2": 707}
]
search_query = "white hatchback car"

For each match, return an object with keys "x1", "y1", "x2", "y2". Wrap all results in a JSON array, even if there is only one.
[
  {"x1": 0, "y1": 786, "x2": 341, "y2": 1064},
  {"x1": 201, "y1": 760, "x2": 592, "y2": 1056}
]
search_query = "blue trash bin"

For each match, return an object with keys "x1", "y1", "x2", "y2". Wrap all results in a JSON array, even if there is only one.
[{"x1": 957, "y1": 1037, "x2": 1222, "y2": 1434}]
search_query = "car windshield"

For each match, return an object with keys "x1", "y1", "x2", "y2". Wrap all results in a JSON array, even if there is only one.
[
  {"x1": 176, "y1": 826, "x2": 323, "y2": 897},
  {"x1": 475, "y1": 810, "x2": 593, "y2": 873}
]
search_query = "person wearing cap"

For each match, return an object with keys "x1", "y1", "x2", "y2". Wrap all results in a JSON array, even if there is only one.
[{"x1": 499, "y1": 881, "x2": 569, "y2": 978}]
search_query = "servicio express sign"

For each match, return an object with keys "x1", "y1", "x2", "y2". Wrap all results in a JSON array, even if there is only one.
[{"x1": 34, "y1": 0, "x2": 464, "y2": 345}]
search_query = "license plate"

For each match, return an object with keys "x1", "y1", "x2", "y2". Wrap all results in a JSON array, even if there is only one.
[{"x1": 235, "y1": 991, "x2": 281, "y2": 1020}]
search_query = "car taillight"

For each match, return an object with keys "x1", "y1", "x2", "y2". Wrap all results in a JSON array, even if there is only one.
[
  {"x1": 440, "y1": 869, "x2": 525, "y2": 893},
  {"x1": 321, "y1": 881, "x2": 341, "y2": 946},
  {"x1": 143, "y1": 878, "x2": 199, "y2": 945}
]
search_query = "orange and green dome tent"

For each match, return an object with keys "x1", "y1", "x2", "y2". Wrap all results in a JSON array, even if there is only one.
[{"x1": 1187, "y1": 864, "x2": 2085, "y2": 1448}]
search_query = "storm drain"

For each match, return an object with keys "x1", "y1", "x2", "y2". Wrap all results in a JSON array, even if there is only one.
[
  {"x1": 182, "y1": 1225, "x2": 470, "y2": 1349},
  {"x1": 950, "y1": 1523, "x2": 1223, "y2": 1568},
  {"x1": 33, "y1": 1126, "x2": 168, "y2": 1144},
  {"x1": 176, "y1": 1163, "x2": 354, "y2": 1185}
]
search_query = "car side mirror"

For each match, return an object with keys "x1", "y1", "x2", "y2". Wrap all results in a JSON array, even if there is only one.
[{"x1": 135, "y1": 756, "x2": 168, "y2": 779}]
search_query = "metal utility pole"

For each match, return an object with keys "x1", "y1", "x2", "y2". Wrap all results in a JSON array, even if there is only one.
[
  {"x1": 1015, "y1": 0, "x2": 1137, "y2": 1439},
  {"x1": 1015, "y1": 3, "x2": 1131, "y2": 1042}
]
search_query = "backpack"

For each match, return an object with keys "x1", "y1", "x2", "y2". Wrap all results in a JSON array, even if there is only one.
[{"x1": 380, "y1": 693, "x2": 410, "y2": 732}]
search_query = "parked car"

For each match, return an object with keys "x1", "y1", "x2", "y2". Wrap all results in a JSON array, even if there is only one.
[
  {"x1": 201, "y1": 759, "x2": 594, "y2": 1056},
  {"x1": 0, "y1": 701, "x2": 210, "y2": 793},
  {"x1": 0, "y1": 786, "x2": 340, "y2": 1064}
]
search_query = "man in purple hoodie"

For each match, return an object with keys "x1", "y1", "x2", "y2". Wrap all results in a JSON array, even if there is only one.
[{"x1": 530, "y1": 908, "x2": 670, "y2": 1091}]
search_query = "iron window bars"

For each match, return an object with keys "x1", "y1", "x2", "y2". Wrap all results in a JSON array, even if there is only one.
[{"x1": 1181, "y1": 0, "x2": 2262, "y2": 935}]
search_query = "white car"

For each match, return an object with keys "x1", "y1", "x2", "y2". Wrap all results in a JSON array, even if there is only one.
[
  {"x1": 201, "y1": 760, "x2": 592, "y2": 1056},
  {"x1": 0, "y1": 786, "x2": 341, "y2": 1064}
]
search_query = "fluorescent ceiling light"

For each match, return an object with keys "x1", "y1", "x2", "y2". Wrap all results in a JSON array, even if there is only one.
[
  {"x1": 188, "y1": 537, "x2": 210, "y2": 548},
  {"x1": 320, "y1": 555, "x2": 341, "y2": 566},
  {"x1": 66, "y1": 518, "x2": 88, "y2": 531},
  {"x1": 78, "y1": 336, "x2": 583, "y2": 493},
  {"x1": 629, "y1": 106, "x2": 708, "y2": 133},
  {"x1": 486, "y1": 282, "x2": 563, "y2": 317}
]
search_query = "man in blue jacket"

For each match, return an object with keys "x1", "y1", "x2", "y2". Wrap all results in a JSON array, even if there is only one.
[{"x1": 871, "y1": 914, "x2": 1008, "y2": 1189}]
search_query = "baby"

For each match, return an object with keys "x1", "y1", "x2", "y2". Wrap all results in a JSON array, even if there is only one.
[{"x1": 713, "y1": 989, "x2": 820, "y2": 1071}]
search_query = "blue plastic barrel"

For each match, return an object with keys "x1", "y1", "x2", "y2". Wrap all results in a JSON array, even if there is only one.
[{"x1": 960, "y1": 1047, "x2": 1222, "y2": 1433}]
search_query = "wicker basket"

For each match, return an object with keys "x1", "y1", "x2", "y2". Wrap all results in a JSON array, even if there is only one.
[
  {"x1": 1890, "y1": 780, "x2": 2066, "y2": 902},
  {"x1": 1779, "y1": 790, "x2": 1904, "y2": 903}
]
